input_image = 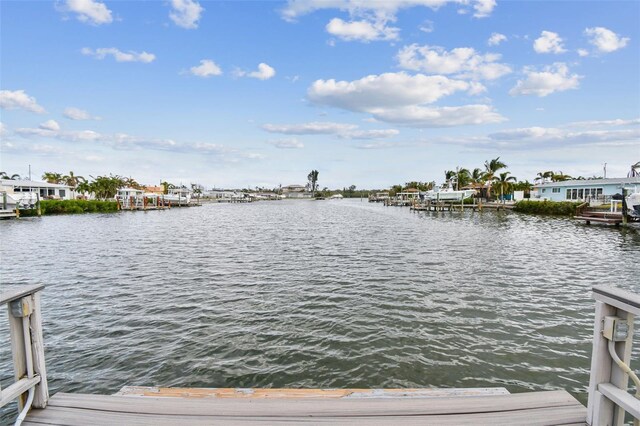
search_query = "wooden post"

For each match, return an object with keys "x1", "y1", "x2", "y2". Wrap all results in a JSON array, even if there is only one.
[
  {"x1": 30, "y1": 291, "x2": 49, "y2": 408},
  {"x1": 36, "y1": 193, "x2": 41, "y2": 217},
  {"x1": 587, "y1": 300, "x2": 617, "y2": 425},
  {"x1": 2, "y1": 192, "x2": 6, "y2": 210},
  {"x1": 8, "y1": 301, "x2": 27, "y2": 411}
]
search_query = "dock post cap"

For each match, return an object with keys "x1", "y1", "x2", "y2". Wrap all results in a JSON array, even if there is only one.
[{"x1": 0, "y1": 284, "x2": 45, "y2": 305}]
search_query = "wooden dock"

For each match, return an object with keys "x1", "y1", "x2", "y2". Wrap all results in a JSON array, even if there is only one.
[
  {"x1": 575, "y1": 210, "x2": 624, "y2": 225},
  {"x1": 24, "y1": 388, "x2": 586, "y2": 425},
  {"x1": 3, "y1": 284, "x2": 640, "y2": 426},
  {"x1": 0, "y1": 209, "x2": 18, "y2": 219}
]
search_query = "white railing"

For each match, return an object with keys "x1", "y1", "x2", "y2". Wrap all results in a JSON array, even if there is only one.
[
  {"x1": 587, "y1": 285, "x2": 640, "y2": 426},
  {"x1": 0, "y1": 285, "x2": 49, "y2": 424}
]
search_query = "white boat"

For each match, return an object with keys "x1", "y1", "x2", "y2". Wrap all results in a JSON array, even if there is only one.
[
  {"x1": 1, "y1": 191, "x2": 39, "y2": 210},
  {"x1": 626, "y1": 189, "x2": 640, "y2": 219},
  {"x1": 421, "y1": 181, "x2": 476, "y2": 201},
  {"x1": 163, "y1": 188, "x2": 191, "y2": 205}
]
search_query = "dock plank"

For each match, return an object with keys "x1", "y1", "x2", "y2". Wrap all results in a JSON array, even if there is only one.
[
  {"x1": 25, "y1": 405, "x2": 587, "y2": 425},
  {"x1": 115, "y1": 386, "x2": 510, "y2": 399},
  {"x1": 24, "y1": 390, "x2": 586, "y2": 424}
]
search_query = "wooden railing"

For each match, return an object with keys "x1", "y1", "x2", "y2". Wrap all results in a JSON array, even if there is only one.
[
  {"x1": 587, "y1": 285, "x2": 640, "y2": 425},
  {"x1": 0, "y1": 285, "x2": 49, "y2": 419}
]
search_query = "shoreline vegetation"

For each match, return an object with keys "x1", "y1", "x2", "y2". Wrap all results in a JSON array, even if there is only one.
[
  {"x1": 513, "y1": 200, "x2": 582, "y2": 216},
  {"x1": 20, "y1": 200, "x2": 118, "y2": 217}
]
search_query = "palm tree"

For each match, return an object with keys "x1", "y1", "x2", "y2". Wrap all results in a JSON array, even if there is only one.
[
  {"x1": 551, "y1": 171, "x2": 572, "y2": 182},
  {"x1": 42, "y1": 172, "x2": 63, "y2": 184},
  {"x1": 0, "y1": 172, "x2": 8, "y2": 179},
  {"x1": 493, "y1": 172, "x2": 517, "y2": 203},
  {"x1": 483, "y1": 157, "x2": 507, "y2": 199},
  {"x1": 63, "y1": 171, "x2": 86, "y2": 198},
  {"x1": 535, "y1": 171, "x2": 553, "y2": 183},
  {"x1": 307, "y1": 170, "x2": 319, "y2": 197},
  {"x1": 629, "y1": 162, "x2": 640, "y2": 177},
  {"x1": 10, "y1": 173, "x2": 21, "y2": 180},
  {"x1": 470, "y1": 168, "x2": 483, "y2": 183}
]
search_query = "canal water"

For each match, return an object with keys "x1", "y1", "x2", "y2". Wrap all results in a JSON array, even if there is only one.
[{"x1": 1, "y1": 200, "x2": 639, "y2": 416}]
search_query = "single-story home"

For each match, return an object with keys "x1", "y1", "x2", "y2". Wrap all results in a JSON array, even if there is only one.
[
  {"x1": 1, "y1": 179, "x2": 73, "y2": 200},
  {"x1": 532, "y1": 177, "x2": 640, "y2": 202}
]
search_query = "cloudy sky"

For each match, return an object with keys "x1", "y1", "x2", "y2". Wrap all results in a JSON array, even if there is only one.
[{"x1": 1, "y1": 0, "x2": 638, "y2": 189}]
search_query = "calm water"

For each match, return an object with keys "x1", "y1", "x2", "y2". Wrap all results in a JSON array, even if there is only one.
[{"x1": 1, "y1": 200, "x2": 639, "y2": 417}]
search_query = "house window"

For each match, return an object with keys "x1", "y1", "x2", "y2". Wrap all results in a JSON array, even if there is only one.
[
  {"x1": 578, "y1": 189, "x2": 584, "y2": 199},
  {"x1": 566, "y1": 189, "x2": 571, "y2": 200},
  {"x1": 571, "y1": 189, "x2": 578, "y2": 199},
  {"x1": 552, "y1": 188, "x2": 560, "y2": 193},
  {"x1": 59, "y1": 189, "x2": 66, "y2": 198},
  {"x1": 48, "y1": 189, "x2": 55, "y2": 196},
  {"x1": 542, "y1": 188, "x2": 546, "y2": 193}
]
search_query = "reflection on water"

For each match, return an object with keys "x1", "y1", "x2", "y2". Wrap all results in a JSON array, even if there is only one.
[{"x1": 1, "y1": 200, "x2": 639, "y2": 413}]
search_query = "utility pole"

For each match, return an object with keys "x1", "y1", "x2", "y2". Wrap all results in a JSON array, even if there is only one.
[
  {"x1": 603, "y1": 163, "x2": 607, "y2": 179},
  {"x1": 29, "y1": 164, "x2": 32, "y2": 180}
]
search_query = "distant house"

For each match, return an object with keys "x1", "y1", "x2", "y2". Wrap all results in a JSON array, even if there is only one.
[
  {"x1": 144, "y1": 185, "x2": 164, "y2": 195},
  {"x1": 532, "y1": 177, "x2": 640, "y2": 202},
  {"x1": 0, "y1": 179, "x2": 73, "y2": 200},
  {"x1": 397, "y1": 188, "x2": 420, "y2": 200},
  {"x1": 282, "y1": 184, "x2": 312, "y2": 199}
]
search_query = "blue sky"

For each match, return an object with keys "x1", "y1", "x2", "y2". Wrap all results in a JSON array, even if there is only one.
[{"x1": 1, "y1": 0, "x2": 638, "y2": 189}]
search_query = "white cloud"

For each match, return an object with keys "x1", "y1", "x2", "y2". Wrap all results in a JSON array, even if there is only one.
[
  {"x1": 39, "y1": 120, "x2": 60, "y2": 131},
  {"x1": 326, "y1": 18, "x2": 399, "y2": 42},
  {"x1": 339, "y1": 129, "x2": 400, "y2": 139},
  {"x1": 280, "y1": 0, "x2": 496, "y2": 22},
  {"x1": 262, "y1": 121, "x2": 400, "y2": 138},
  {"x1": 189, "y1": 59, "x2": 223, "y2": 77},
  {"x1": 419, "y1": 20, "x2": 434, "y2": 33},
  {"x1": 355, "y1": 141, "x2": 399, "y2": 149},
  {"x1": 307, "y1": 72, "x2": 503, "y2": 127},
  {"x1": 0, "y1": 90, "x2": 46, "y2": 114},
  {"x1": 533, "y1": 31, "x2": 566, "y2": 54},
  {"x1": 262, "y1": 122, "x2": 357, "y2": 135},
  {"x1": 367, "y1": 104, "x2": 505, "y2": 127},
  {"x1": 473, "y1": 0, "x2": 496, "y2": 18},
  {"x1": 267, "y1": 138, "x2": 304, "y2": 149},
  {"x1": 488, "y1": 126, "x2": 640, "y2": 147},
  {"x1": 62, "y1": 0, "x2": 113, "y2": 25},
  {"x1": 584, "y1": 27, "x2": 629, "y2": 53},
  {"x1": 509, "y1": 63, "x2": 581, "y2": 97},
  {"x1": 396, "y1": 44, "x2": 511, "y2": 80},
  {"x1": 577, "y1": 48, "x2": 589, "y2": 57},
  {"x1": 565, "y1": 118, "x2": 640, "y2": 128},
  {"x1": 169, "y1": 0, "x2": 204, "y2": 29},
  {"x1": 0, "y1": 122, "x2": 7, "y2": 137},
  {"x1": 487, "y1": 32, "x2": 507, "y2": 46},
  {"x1": 63, "y1": 107, "x2": 100, "y2": 120},
  {"x1": 247, "y1": 63, "x2": 276, "y2": 80},
  {"x1": 308, "y1": 72, "x2": 477, "y2": 111},
  {"x1": 81, "y1": 47, "x2": 156, "y2": 63}
]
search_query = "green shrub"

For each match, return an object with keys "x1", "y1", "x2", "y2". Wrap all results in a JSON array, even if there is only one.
[
  {"x1": 513, "y1": 200, "x2": 581, "y2": 216},
  {"x1": 20, "y1": 199, "x2": 119, "y2": 216}
]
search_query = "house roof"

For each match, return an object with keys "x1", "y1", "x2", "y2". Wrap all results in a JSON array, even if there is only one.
[
  {"x1": 533, "y1": 177, "x2": 640, "y2": 188},
  {"x1": 1, "y1": 179, "x2": 71, "y2": 188}
]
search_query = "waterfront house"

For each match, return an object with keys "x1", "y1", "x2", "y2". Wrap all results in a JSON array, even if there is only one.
[
  {"x1": 0, "y1": 179, "x2": 72, "y2": 200},
  {"x1": 143, "y1": 185, "x2": 164, "y2": 195},
  {"x1": 532, "y1": 177, "x2": 640, "y2": 202},
  {"x1": 282, "y1": 184, "x2": 312, "y2": 199}
]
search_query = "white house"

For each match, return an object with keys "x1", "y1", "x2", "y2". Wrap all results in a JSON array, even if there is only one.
[
  {"x1": 0, "y1": 179, "x2": 73, "y2": 200},
  {"x1": 532, "y1": 177, "x2": 640, "y2": 202},
  {"x1": 282, "y1": 184, "x2": 312, "y2": 199}
]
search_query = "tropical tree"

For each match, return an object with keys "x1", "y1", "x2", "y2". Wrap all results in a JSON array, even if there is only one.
[
  {"x1": 535, "y1": 171, "x2": 554, "y2": 183},
  {"x1": 161, "y1": 181, "x2": 174, "y2": 194},
  {"x1": 493, "y1": 172, "x2": 517, "y2": 203},
  {"x1": 42, "y1": 172, "x2": 63, "y2": 184},
  {"x1": 483, "y1": 157, "x2": 507, "y2": 199},
  {"x1": 629, "y1": 161, "x2": 640, "y2": 177},
  {"x1": 89, "y1": 175, "x2": 126, "y2": 199},
  {"x1": 75, "y1": 180, "x2": 92, "y2": 199},
  {"x1": 0, "y1": 172, "x2": 8, "y2": 179},
  {"x1": 63, "y1": 171, "x2": 86, "y2": 198},
  {"x1": 551, "y1": 171, "x2": 572, "y2": 182},
  {"x1": 470, "y1": 168, "x2": 484, "y2": 184},
  {"x1": 307, "y1": 170, "x2": 319, "y2": 196}
]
